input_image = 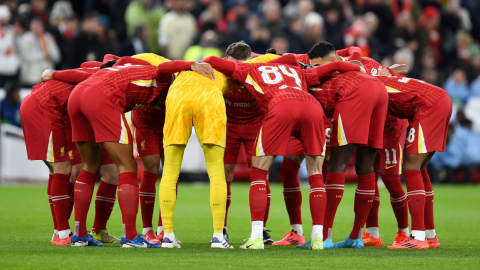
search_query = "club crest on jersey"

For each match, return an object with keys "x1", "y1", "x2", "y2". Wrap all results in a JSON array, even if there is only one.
[
  {"x1": 69, "y1": 150, "x2": 73, "y2": 159},
  {"x1": 141, "y1": 140, "x2": 146, "y2": 151},
  {"x1": 60, "y1": 146, "x2": 65, "y2": 157}
]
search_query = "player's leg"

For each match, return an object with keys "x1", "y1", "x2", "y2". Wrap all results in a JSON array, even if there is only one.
[
  {"x1": 92, "y1": 151, "x2": 120, "y2": 244},
  {"x1": 223, "y1": 124, "x2": 241, "y2": 242},
  {"x1": 363, "y1": 155, "x2": 382, "y2": 246},
  {"x1": 421, "y1": 154, "x2": 440, "y2": 248},
  {"x1": 159, "y1": 144, "x2": 186, "y2": 248},
  {"x1": 49, "y1": 160, "x2": 73, "y2": 244},
  {"x1": 305, "y1": 154, "x2": 326, "y2": 250},
  {"x1": 102, "y1": 141, "x2": 143, "y2": 246},
  {"x1": 202, "y1": 144, "x2": 231, "y2": 248},
  {"x1": 138, "y1": 154, "x2": 161, "y2": 241},
  {"x1": 157, "y1": 155, "x2": 165, "y2": 239}
]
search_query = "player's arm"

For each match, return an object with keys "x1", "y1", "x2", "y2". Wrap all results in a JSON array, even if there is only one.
[
  {"x1": 113, "y1": 57, "x2": 151, "y2": 67},
  {"x1": 336, "y1": 46, "x2": 363, "y2": 58},
  {"x1": 312, "y1": 61, "x2": 362, "y2": 77},
  {"x1": 202, "y1": 56, "x2": 236, "y2": 77},
  {"x1": 155, "y1": 60, "x2": 216, "y2": 82},
  {"x1": 268, "y1": 54, "x2": 300, "y2": 66},
  {"x1": 42, "y1": 69, "x2": 92, "y2": 83}
]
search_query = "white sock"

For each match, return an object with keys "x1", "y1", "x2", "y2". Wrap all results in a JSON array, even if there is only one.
[
  {"x1": 251, "y1": 221, "x2": 264, "y2": 240},
  {"x1": 213, "y1": 232, "x2": 224, "y2": 241},
  {"x1": 291, "y1": 224, "x2": 303, "y2": 236},
  {"x1": 143, "y1": 227, "x2": 153, "y2": 235},
  {"x1": 411, "y1": 230, "x2": 426, "y2": 241},
  {"x1": 157, "y1": 226, "x2": 164, "y2": 235},
  {"x1": 54, "y1": 229, "x2": 58, "y2": 235},
  {"x1": 366, "y1": 227, "x2": 380, "y2": 238},
  {"x1": 58, "y1": 229, "x2": 71, "y2": 239},
  {"x1": 398, "y1": 227, "x2": 409, "y2": 235},
  {"x1": 263, "y1": 227, "x2": 267, "y2": 231},
  {"x1": 311, "y1": 225, "x2": 323, "y2": 240},
  {"x1": 425, "y1": 229, "x2": 436, "y2": 239},
  {"x1": 164, "y1": 232, "x2": 175, "y2": 240}
]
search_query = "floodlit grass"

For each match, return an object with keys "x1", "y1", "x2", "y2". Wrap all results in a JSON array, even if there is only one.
[{"x1": 0, "y1": 183, "x2": 479, "y2": 269}]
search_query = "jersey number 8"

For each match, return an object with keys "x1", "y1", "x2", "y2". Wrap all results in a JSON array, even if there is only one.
[{"x1": 258, "y1": 65, "x2": 302, "y2": 89}]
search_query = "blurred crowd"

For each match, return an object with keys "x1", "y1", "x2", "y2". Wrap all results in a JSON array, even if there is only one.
[{"x1": 0, "y1": 0, "x2": 480, "y2": 183}]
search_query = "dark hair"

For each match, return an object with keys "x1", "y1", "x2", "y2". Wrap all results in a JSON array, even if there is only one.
[
  {"x1": 226, "y1": 41, "x2": 252, "y2": 61},
  {"x1": 265, "y1": 48, "x2": 283, "y2": 56},
  {"x1": 307, "y1": 41, "x2": 336, "y2": 60}
]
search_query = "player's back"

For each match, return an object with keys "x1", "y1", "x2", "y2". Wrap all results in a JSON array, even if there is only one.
[
  {"x1": 377, "y1": 76, "x2": 448, "y2": 118},
  {"x1": 31, "y1": 80, "x2": 75, "y2": 118},
  {"x1": 170, "y1": 69, "x2": 235, "y2": 95},
  {"x1": 231, "y1": 61, "x2": 317, "y2": 111}
]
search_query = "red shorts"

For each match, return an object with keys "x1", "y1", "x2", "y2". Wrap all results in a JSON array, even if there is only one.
[
  {"x1": 132, "y1": 108, "x2": 165, "y2": 157},
  {"x1": 254, "y1": 100, "x2": 325, "y2": 156},
  {"x1": 405, "y1": 95, "x2": 452, "y2": 155},
  {"x1": 20, "y1": 95, "x2": 71, "y2": 163},
  {"x1": 375, "y1": 118, "x2": 408, "y2": 176},
  {"x1": 330, "y1": 80, "x2": 388, "y2": 149},
  {"x1": 224, "y1": 123, "x2": 261, "y2": 166},
  {"x1": 68, "y1": 85, "x2": 133, "y2": 144},
  {"x1": 285, "y1": 117, "x2": 332, "y2": 156}
]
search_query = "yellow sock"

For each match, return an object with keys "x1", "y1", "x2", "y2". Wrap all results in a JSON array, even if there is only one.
[
  {"x1": 159, "y1": 145, "x2": 185, "y2": 234},
  {"x1": 202, "y1": 144, "x2": 227, "y2": 234}
]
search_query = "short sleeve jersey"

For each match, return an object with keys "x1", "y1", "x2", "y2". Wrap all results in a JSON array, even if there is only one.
[
  {"x1": 376, "y1": 76, "x2": 448, "y2": 119},
  {"x1": 79, "y1": 64, "x2": 163, "y2": 113}
]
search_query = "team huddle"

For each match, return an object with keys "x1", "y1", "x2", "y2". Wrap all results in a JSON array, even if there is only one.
[{"x1": 20, "y1": 41, "x2": 451, "y2": 250}]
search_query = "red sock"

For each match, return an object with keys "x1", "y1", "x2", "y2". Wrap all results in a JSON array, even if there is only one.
[
  {"x1": 264, "y1": 180, "x2": 271, "y2": 227},
  {"x1": 323, "y1": 172, "x2": 345, "y2": 240},
  {"x1": 118, "y1": 172, "x2": 139, "y2": 239},
  {"x1": 249, "y1": 167, "x2": 268, "y2": 222},
  {"x1": 350, "y1": 173, "x2": 375, "y2": 239},
  {"x1": 422, "y1": 169, "x2": 435, "y2": 231},
  {"x1": 308, "y1": 174, "x2": 326, "y2": 225},
  {"x1": 225, "y1": 181, "x2": 231, "y2": 227},
  {"x1": 139, "y1": 171, "x2": 157, "y2": 229},
  {"x1": 51, "y1": 173, "x2": 71, "y2": 232},
  {"x1": 382, "y1": 174, "x2": 408, "y2": 229},
  {"x1": 403, "y1": 170, "x2": 426, "y2": 231},
  {"x1": 74, "y1": 170, "x2": 97, "y2": 237},
  {"x1": 92, "y1": 180, "x2": 117, "y2": 233},
  {"x1": 68, "y1": 181, "x2": 75, "y2": 219},
  {"x1": 281, "y1": 158, "x2": 302, "y2": 225},
  {"x1": 47, "y1": 175, "x2": 57, "y2": 232},
  {"x1": 366, "y1": 173, "x2": 380, "y2": 228}
]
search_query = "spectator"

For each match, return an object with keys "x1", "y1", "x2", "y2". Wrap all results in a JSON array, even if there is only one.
[
  {"x1": 158, "y1": 0, "x2": 196, "y2": 60},
  {"x1": 19, "y1": 0, "x2": 49, "y2": 29},
  {"x1": 269, "y1": 36, "x2": 289, "y2": 55},
  {"x1": 393, "y1": 47, "x2": 417, "y2": 77},
  {"x1": 63, "y1": 12, "x2": 105, "y2": 69},
  {"x1": 184, "y1": 29, "x2": 221, "y2": 61},
  {"x1": 0, "y1": 5, "x2": 21, "y2": 87},
  {"x1": 470, "y1": 74, "x2": 480, "y2": 97},
  {"x1": 261, "y1": 0, "x2": 285, "y2": 38},
  {"x1": 197, "y1": 0, "x2": 228, "y2": 35},
  {"x1": 17, "y1": 17, "x2": 60, "y2": 86},
  {"x1": 443, "y1": 67, "x2": 470, "y2": 104},
  {"x1": 0, "y1": 80, "x2": 21, "y2": 127},
  {"x1": 96, "y1": 14, "x2": 119, "y2": 55},
  {"x1": 245, "y1": 14, "x2": 270, "y2": 54},
  {"x1": 120, "y1": 23, "x2": 149, "y2": 56},
  {"x1": 125, "y1": 0, "x2": 165, "y2": 53},
  {"x1": 458, "y1": 118, "x2": 480, "y2": 183}
]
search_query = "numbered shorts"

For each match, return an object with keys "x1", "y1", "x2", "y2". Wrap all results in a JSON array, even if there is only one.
[
  {"x1": 405, "y1": 95, "x2": 452, "y2": 155},
  {"x1": 132, "y1": 109, "x2": 165, "y2": 157},
  {"x1": 224, "y1": 123, "x2": 261, "y2": 166},
  {"x1": 330, "y1": 80, "x2": 388, "y2": 149},
  {"x1": 163, "y1": 85, "x2": 226, "y2": 147},
  {"x1": 254, "y1": 100, "x2": 324, "y2": 157},
  {"x1": 68, "y1": 85, "x2": 133, "y2": 144},
  {"x1": 20, "y1": 94, "x2": 71, "y2": 163},
  {"x1": 375, "y1": 118, "x2": 408, "y2": 176}
]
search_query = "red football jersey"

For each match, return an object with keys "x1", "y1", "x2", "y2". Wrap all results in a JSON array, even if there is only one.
[
  {"x1": 230, "y1": 62, "x2": 318, "y2": 112},
  {"x1": 376, "y1": 76, "x2": 448, "y2": 119},
  {"x1": 294, "y1": 54, "x2": 311, "y2": 65},
  {"x1": 384, "y1": 114, "x2": 408, "y2": 133},
  {"x1": 224, "y1": 87, "x2": 264, "y2": 126},
  {"x1": 306, "y1": 70, "x2": 381, "y2": 118},
  {"x1": 79, "y1": 64, "x2": 165, "y2": 113},
  {"x1": 32, "y1": 67, "x2": 100, "y2": 118}
]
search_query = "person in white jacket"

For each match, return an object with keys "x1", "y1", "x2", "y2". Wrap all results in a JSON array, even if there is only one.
[
  {"x1": 0, "y1": 5, "x2": 21, "y2": 87},
  {"x1": 17, "y1": 17, "x2": 61, "y2": 86}
]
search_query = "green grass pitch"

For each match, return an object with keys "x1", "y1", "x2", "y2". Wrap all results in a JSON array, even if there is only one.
[{"x1": 0, "y1": 183, "x2": 479, "y2": 269}]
